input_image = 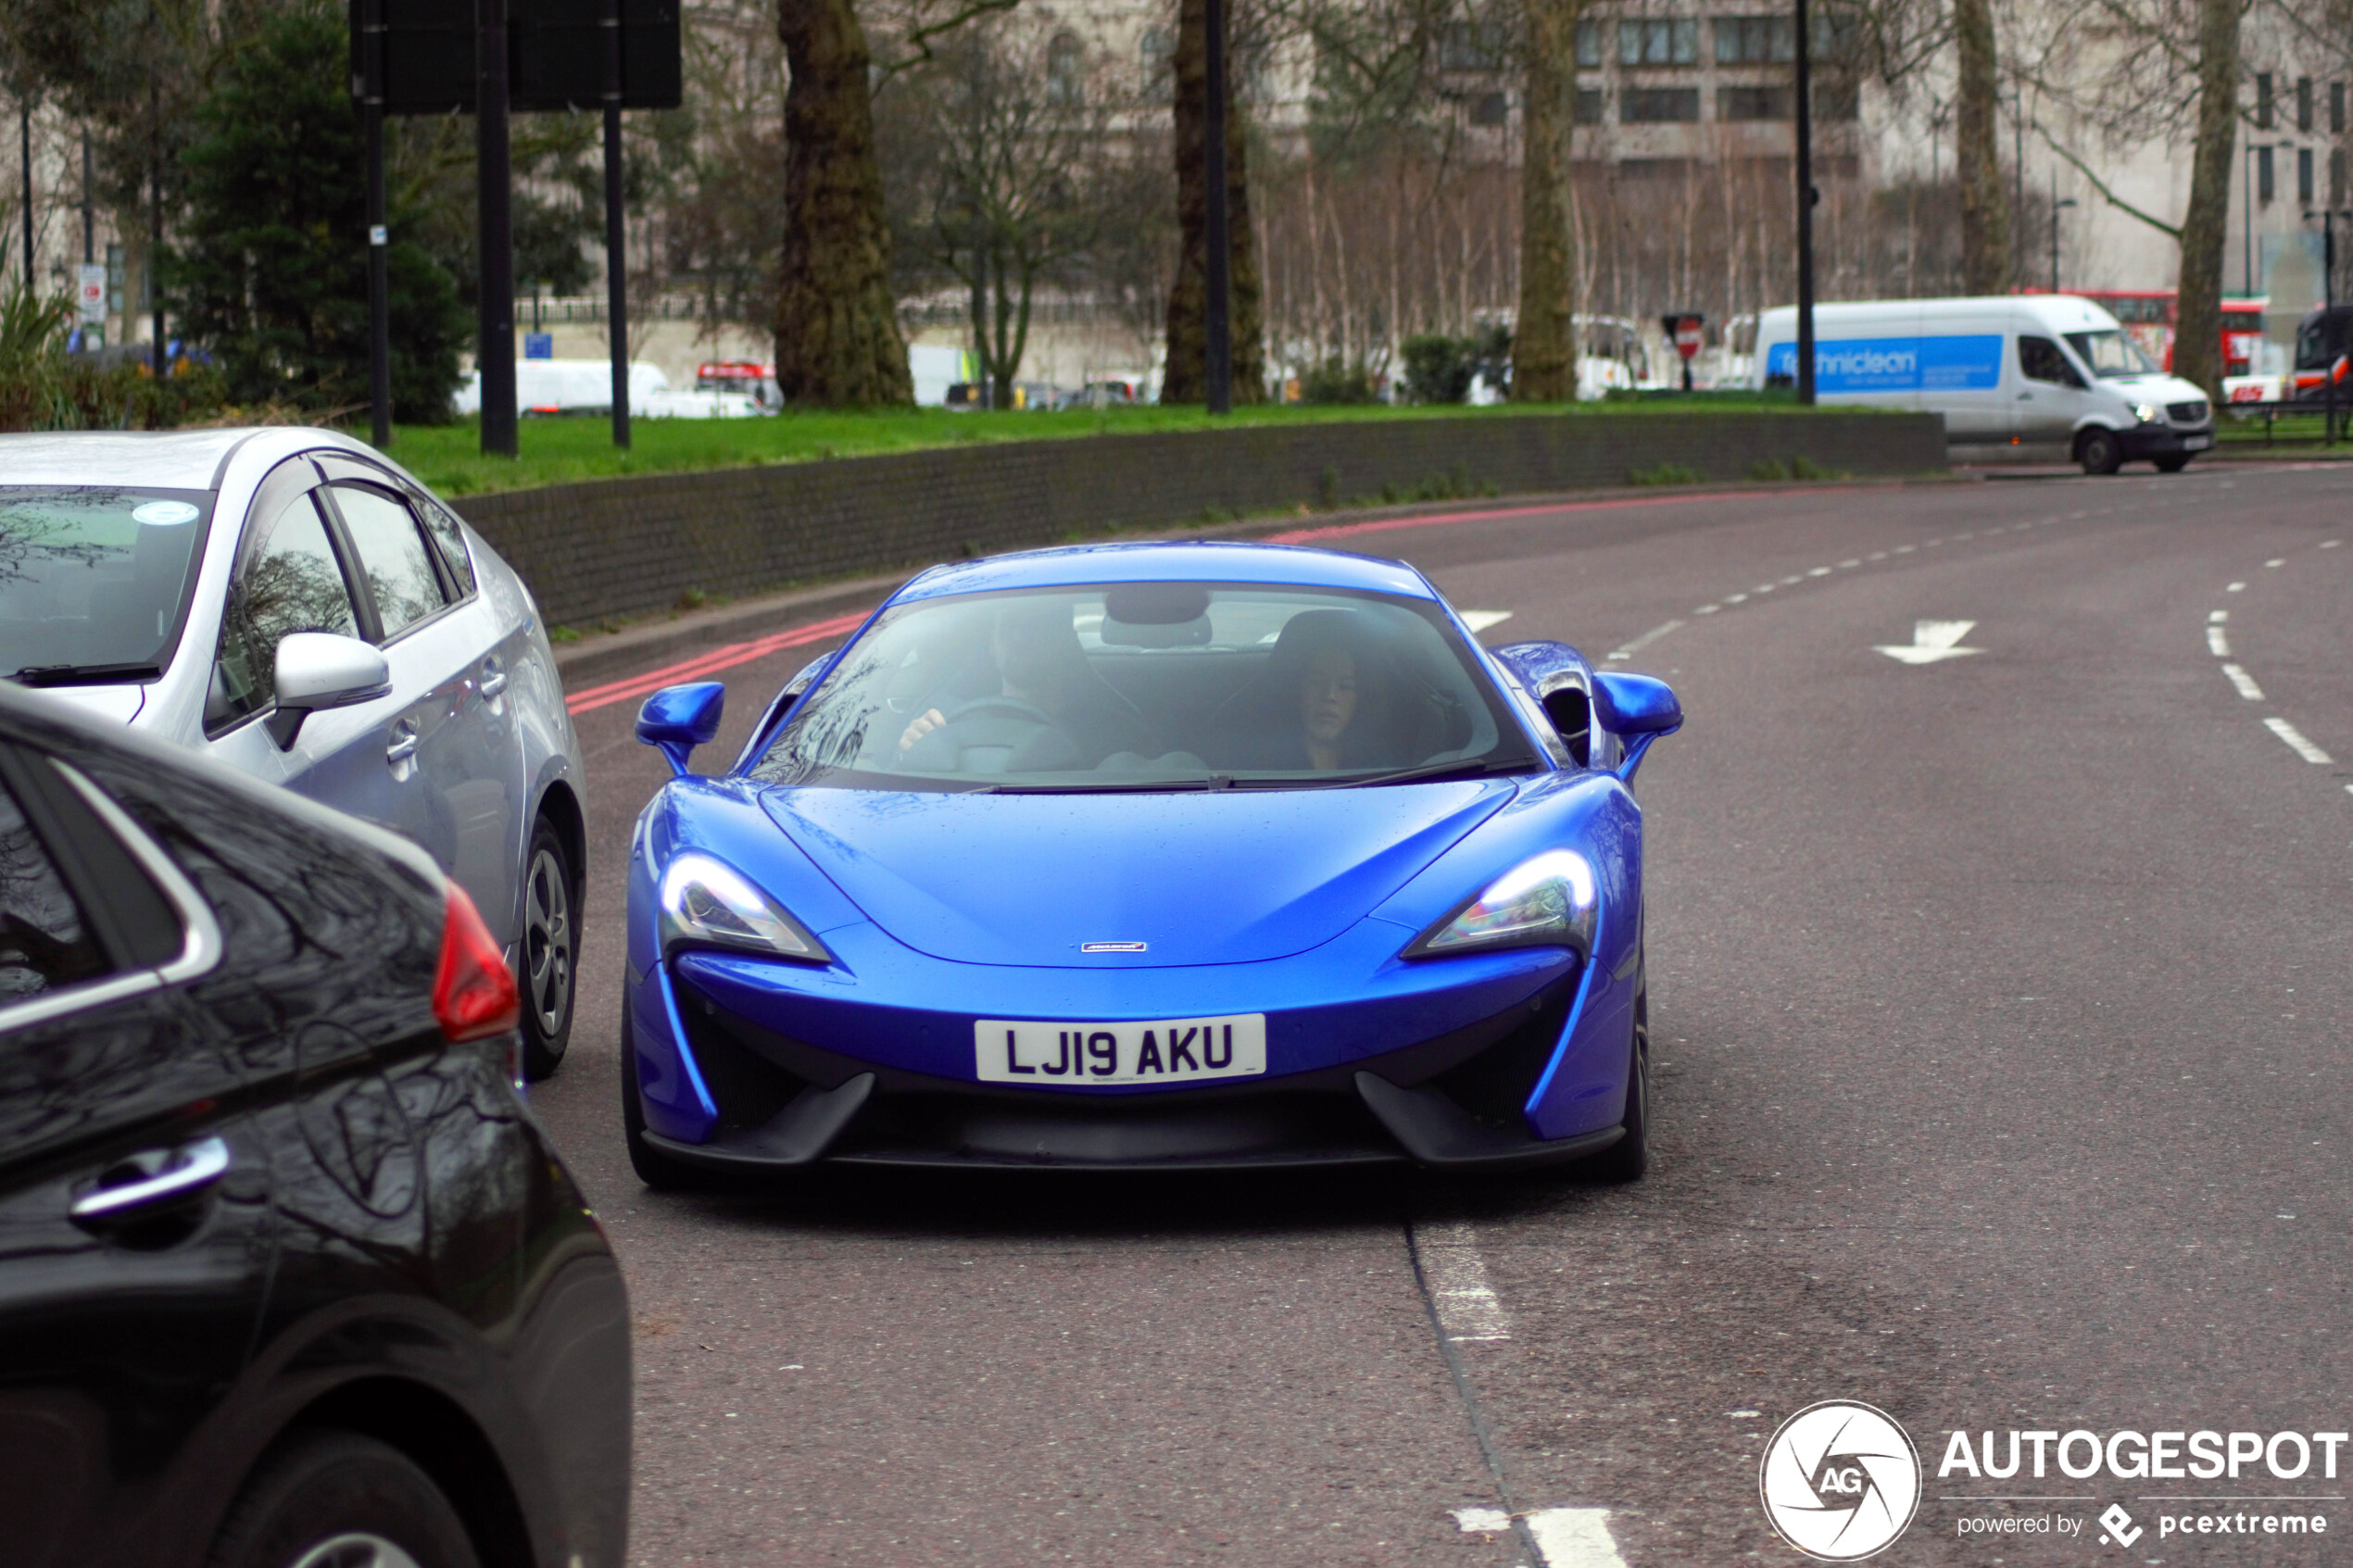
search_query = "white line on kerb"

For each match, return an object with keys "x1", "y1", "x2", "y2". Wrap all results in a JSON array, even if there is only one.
[
  {"x1": 2221, "y1": 663, "x2": 2264, "y2": 700},
  {"x1": 2265, "y1": 718, "x2": 2334, "y2": 764},
  {"x1": 2207, "y1": 626, "x2": 2232, "y2": 657},
  {"x1": 1417, "y1": 1221, "x2": 1510, "y2": 1343}
]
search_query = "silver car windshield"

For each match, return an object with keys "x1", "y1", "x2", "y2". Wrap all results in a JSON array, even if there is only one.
[
  {"x1": 750, "y1": 583, "x2": 1539, "y2": 792},
  {"x1": 0, "y1": 487, "x2": 213, "y2": 684},
  {"x1": 2062, "y1": 330, "x2": 2158, "y2": 379}
]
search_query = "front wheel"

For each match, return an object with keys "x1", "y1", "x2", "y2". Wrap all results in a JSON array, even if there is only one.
[
  {"x1": 1581, "y1": 972, "x2": 1651, "y2": 1183},
  {"x1": 205, "y1": 1430, "x2": 479, "y2": 1568},
  {"x1": 2077, "y1": 427, "x2": 2124, "y2": 475},
  {"x1": 518, "y1": 817, "x2": 577, "y2": 1081}
]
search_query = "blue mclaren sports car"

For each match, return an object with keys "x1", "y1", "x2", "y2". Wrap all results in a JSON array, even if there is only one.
[{"x1": 620, "y1": 541, "x2": 1680, "y2": 1181}]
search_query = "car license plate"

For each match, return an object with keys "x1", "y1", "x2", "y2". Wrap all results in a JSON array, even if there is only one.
[
  {"x1": 975, "y1": 1013, "x2": 1266, "y2": 1085},
  {"x1": 2184, "y1": 433, "x2": 2212, "y2": 449}
]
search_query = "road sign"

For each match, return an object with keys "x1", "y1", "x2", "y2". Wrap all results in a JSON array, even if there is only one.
[
  {"x1": 353, "y1": 0, "x2": 682, "y2": 115},
  {"x1": 76, "y1": 264, "x2": 107, "y2": 325},
  {"x1": 1663, "y1": 313, "x2": 1705, "y2": 361},
  {"x1": 524, "y1": 332, "x2": 553, "y2": 359}
]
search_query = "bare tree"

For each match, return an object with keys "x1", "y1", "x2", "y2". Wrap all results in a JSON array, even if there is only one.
[
  {"x1": 1164, "y1": 0, "x2": 1268, "y2": 403},
  {"x1": 1515, "y1": 0, "x2": 1582, "y2": 399}
]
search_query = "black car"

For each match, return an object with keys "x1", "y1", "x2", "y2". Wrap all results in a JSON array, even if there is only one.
[{"x1": 0, "y1": 685, "x2": 628, "y2": 1568}]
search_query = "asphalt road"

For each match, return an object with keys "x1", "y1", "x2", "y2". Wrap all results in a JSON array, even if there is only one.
[{"x1": 529, "y1": 461, "x2": 2353, "y2": 1566}]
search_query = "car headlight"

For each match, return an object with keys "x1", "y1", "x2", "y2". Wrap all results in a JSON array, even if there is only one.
[
  {"x1": 1404, "y1": 848, "x2": 1598, "y2": 959},
  {"x1": 2131, "y1": 402, "x2": 2160, "y2": 424},
  {"x1": 659, "y1": 851, "x2": 831, "y2": 962}
]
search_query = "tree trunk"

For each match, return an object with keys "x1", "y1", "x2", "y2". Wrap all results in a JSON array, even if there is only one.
[
  {"x1": 774, "y1": 0, "x2": 912, "y2": 407},
  {"x1": 1514, "y1": 0, "x2": 1579, "y2": 401},
  {"x1": 2173, "y1": 0, "x2": 2239, "y2": 399},
  {"x1": 1954, "y1": 0, "x2": 2009, "y2": 295},
  {"x1": 1163, "y1": 0, "x2": 1266, "y2": 404}
]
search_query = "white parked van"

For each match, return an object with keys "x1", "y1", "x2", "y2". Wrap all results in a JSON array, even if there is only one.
[{"x1": 1752, "y1": 295, "x2": 2217, "y2": 474}]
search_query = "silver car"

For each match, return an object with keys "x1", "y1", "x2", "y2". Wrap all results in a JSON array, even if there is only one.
[{"x1": 0, "y1": 428, "x2": 585, "y2": 1076}]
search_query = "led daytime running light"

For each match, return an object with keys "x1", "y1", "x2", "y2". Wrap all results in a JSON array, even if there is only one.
[
  {"x1": 658, "y1": 852, "x2": 830, "y2": 962},
  {"x1": 1410, "y1": 848, "x2": 1598, "y2": 957}
]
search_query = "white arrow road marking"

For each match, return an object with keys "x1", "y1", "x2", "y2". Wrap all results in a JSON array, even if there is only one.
[
  {"x1": 2221, "y1": 663, "x2": 2265, "y2": 700},
  {"x1": 1462, "y1": 610, "x2": 1515, "y2": 633},
  {"x1": 1875, "y1": 620, "x2": 1983, "y2": 664},
  {"x1": 2265, "y1": 718, "x2": 2334, "y2": 764},
  {"x1": 1453, "y1": 1507, "x2": 1629, "y2": 1567}
]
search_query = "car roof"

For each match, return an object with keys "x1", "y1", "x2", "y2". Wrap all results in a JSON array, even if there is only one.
[
  {"x1": 0, "y1": 426, "x2": 402, "y2": 491},
  {"x1": 894, "y1": 541, "x2": 1434, "y2": 603}
]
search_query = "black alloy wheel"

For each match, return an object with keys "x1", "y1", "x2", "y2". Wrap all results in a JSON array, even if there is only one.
[
  {"x1": 2078, "y1": 427, "x2": 2124, "y2": 476},
  {"x1": 204, "y1": 1431, "x2": 480, "y2": 1568},
  {"x1": 519, "y1": 817, "x2": 577, "y2": 1080},
  {"x1": 1582, "y1": 969, "x2": 1650, "y2": 1183}
]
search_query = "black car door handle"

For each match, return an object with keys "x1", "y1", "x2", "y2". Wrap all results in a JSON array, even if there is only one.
[{"x1": 69, "y1": 1135, "x2": 231, "y2": 1224}]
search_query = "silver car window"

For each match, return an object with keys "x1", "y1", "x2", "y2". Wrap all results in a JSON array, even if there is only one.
[
  {"x1": 331, "y1": 484, "x2": 447, "y2": 640},
  {"x1": 208, "y1": 492, "x2": 359, "y2": 732},
  {"x1": 0, "y1": 487, "x2": 213, "y2": 681}
]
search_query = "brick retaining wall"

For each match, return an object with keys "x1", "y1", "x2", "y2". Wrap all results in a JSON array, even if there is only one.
[{"x1": 453, "y1": 410, "x2": 1944, "y2": 633}]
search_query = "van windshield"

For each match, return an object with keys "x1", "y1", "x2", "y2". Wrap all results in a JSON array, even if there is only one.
[{"x1": 2062, "y1": 331, "x2": 2158, "y2": 379}]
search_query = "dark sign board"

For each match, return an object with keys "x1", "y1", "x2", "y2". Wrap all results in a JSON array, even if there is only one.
[{"x1": 354, "y1": 0, "x2": 682, "y2": 115}]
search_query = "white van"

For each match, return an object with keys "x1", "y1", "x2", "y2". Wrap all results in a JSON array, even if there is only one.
[{"x1": 1752, "y1": 295, "x2": 2217, "y2": 474}]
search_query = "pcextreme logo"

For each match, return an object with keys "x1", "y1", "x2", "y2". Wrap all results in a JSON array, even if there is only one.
[{"x1": 1759, "y1": 1400, "x2": 1924, "y2": 1562}]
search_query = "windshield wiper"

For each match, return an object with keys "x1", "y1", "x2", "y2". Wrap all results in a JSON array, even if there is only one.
[
  {"x1": 970, "y1": 775, "x2": 1227, "y2": 795},
  {"x1": 1323, "y1": 757, "x2": 1521, "y2": 789},
  {"x1": 10, "y1": 661, "x2": 162, "y2": 687}
]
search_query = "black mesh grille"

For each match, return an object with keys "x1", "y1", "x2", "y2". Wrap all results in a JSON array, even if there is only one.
[{"x1": 2169, "y1": 400, "x2": 2210, "y2": 423}]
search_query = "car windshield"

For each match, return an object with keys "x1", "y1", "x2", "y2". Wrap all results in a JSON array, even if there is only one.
[
  {"x1": 2062, "y1": 330, "x2": 2158, "y2": 378},
  {"x1": 749, "y1": 582, "x2": 1541, "y2": 791},
  {"x1": 0, "y1": 487, "x2": 213, "y2": 683}
]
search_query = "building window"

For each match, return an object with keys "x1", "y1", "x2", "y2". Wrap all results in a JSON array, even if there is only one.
[
  {"x1": 1623, "y1": 86, "x2": 1701, "y2": 120},
  {"x1": 1814, "y1": 79, "x2": 1860, "y2": 120},
  {"x1": 2334, "y1": 82, "x2": 2346, "y2": 134},
  {"x1": 1575, "y1": 20, "x2": 1603, "y2": 67},
  {"x1": 2259, "y1": 144, "x2": 2274, "y2": 203},
  {"x1": 1441, "y1": 23, "x2": 1507, "y2": 71},
  {"x1": 1718, "y1": 84, "x2": 1791, "y2": 119},
  {"x1": 2333, "y1": 147, "x2": 2347, "y2": 206},
  {"x1": 1619, "y1": 19, "x2": 1699, "y2": 66},
  {"x1": 1471, "y1": 90, "x2": 1508, "y2": 126},
  {"x1": 2257, "y1": 72, "x2": 2273, "y2": 130},
  {"x1": 2298, "y1": 76, "x2": 2313, "y2": 132},
  {"x1": 1140, "y1": 29, "x2": 1174, "y2": 100},
  {"x1": 1713, "y1": 15, "x2": 1793, "y2": 64},
  {"x1": 1046, "y1": 31, "x2": 1084, "y2": 106},
  {"x1": 2299, "y1": 145, "x2": 2314, "y2": 205},
  {"x1": 1576, "y1": 87, "x2": 1605, "y2": 123}
]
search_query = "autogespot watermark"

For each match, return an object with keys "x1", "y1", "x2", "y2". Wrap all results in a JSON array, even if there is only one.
[
  {"x1": 1758, "y1": 1410, "x2": 2347, "y2": 1558},
  {"x1": 1938, "y1": 1426, "x2": 2347, "y2": 1549}
]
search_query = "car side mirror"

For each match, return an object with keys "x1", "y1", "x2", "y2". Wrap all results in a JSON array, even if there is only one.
[
  {"x1": 637, "y1": 683, "x2": 725, "y2": 776},
  {"x1": 1592, "y1": 671, "x2": 1681, "y2": 784},
  {"x1": 269, "y1": 632, "x2": 392, "y2": 749}
]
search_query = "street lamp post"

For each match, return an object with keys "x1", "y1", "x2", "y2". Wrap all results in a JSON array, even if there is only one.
[
  {"x1": 1793, "y1": 0, "x2": 1816, "y2": 405},
  {"x1": 2050, "y1": 170, "x2": 2077, "y2": 293}
]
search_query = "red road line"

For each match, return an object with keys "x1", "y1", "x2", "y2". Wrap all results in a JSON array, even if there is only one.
[{"x1": 564, "y1": 610, "x2": 872, "y2": 715}]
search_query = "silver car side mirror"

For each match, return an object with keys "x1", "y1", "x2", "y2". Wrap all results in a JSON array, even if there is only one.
[{"x1": 269, "y1": 632, "x2": 392, "y2": 749}]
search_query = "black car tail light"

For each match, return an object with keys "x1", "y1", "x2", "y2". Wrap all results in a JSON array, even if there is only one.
[{"x1": 434, "y1": 881, "x2": 521, "y2": 1043}]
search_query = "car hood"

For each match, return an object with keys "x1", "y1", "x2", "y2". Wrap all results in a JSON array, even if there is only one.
[
  {"x1": 23, "y1": 684, "x2": 146, "y2": 725},
  {"x1": 760, "y1": 780, "x2": 1517, "y2": 968}
]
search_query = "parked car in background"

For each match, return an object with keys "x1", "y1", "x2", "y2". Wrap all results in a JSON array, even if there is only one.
[
  {"x1": 0, "y1": 430, "x2": 586, "y2": 1078},
  {"x1": 0, "y1": 684, "x2": 628, "y2": 1568},
  {"x1": 695, "y1": 359, "x2": 781, "y2": 409}
]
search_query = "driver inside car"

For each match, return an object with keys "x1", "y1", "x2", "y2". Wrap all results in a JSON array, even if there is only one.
[{"x1": 896, "y1": 596, "x2": 1155, "y2": 770}]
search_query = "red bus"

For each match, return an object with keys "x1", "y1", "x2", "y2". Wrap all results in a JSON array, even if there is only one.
[{"x1": 2017, "y1": 290, "x2": 2266, "y2": 376}]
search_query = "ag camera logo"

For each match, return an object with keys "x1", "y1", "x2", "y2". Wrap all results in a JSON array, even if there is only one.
[{"x1": 1759, "y1": 1400, "x2": 1923, "y2": 1561}]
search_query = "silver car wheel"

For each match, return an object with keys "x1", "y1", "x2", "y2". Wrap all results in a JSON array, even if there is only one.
[
  {"x1": 523, "y1": 843, "x2": 573, "y2": 1037},
  {"x1": 288, "y1": 1535, "x2": 425, "y2": 1568}
]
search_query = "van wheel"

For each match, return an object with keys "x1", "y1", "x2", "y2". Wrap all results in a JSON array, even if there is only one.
[
  {"x1": 2077, "y1": 428, "x2": 2124, "y2": 475},
  {"x1": 2154, "y1": 454, "x2": 2190, "y2": 474}
]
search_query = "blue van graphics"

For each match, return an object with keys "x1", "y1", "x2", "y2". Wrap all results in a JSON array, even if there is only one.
[{"x1": 1766, "y1": 334, "x2": 2003, "y2": 393}]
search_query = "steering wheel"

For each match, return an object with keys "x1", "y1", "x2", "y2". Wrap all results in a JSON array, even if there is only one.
[{"x1": 946, "y1": 695, "x2": 1062, "y2": 729}]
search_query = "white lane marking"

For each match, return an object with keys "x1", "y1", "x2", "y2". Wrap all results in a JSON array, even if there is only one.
[
  {"x1": 1868, "y1": 550, "x2": 1888, "y2": 560},
  {"x1": 2208, "y1": 627, "x2": 2232, "y2": 656},
  {"x1": 1454, "y1": 1508, "x2": 1511, "y2": 1533},
  {"x1": 1528, "y1": 1507, "x2": 1631, "y2": 1568},
  {"x1": 1875, "y1": 620, "x2": 1982, "y2": 664},
  {"x1": 2266, "y1": 718, "x2": 2334, "y2": 764},
  {"x1": 2323, "y1": 539, "x2": 2342, "y2": 548},
  {"x1": 1606, "y1": 619, "x2": 1684, "y2": 661},
  {"x1": 1418, "y1": 1221, "x2": 1510, "y2": 1342},
  {"x1": 2266, "y1": 558, "x2": 2285, "y2": 568},
  {"x1": 1694, "y1": 603, "x2": 1720, "y2": 614},
  {"x1": 1725, "y1": 593, "x2": 1748, "y2": 603},
  {"x1": 1753, "y1": 583, "x2": 1775, "y2": 593},
  {"x1": 2228, "y1": 581, "x2": 2246, "y2": 592},
  {"x1": 1462, "y1": 610, "x2": 1516, "y2": 633},
  {"x1": 1779, "y1": 574, "x2": 1804, "y2": 585},
  {"x1": 1807, "y1": 566, "x2": 1831, "y2": 576},
  {"x1": 1894, "y1": 544, "x2": 1916, "y2": 554},
  {"x1": 2209, "y1": 609, "x2": 2229, "y2": 623},
  {"x1": 2221, "y1": 663, "x2": 2264, "y2": 700},
  {"x1": 1839, "y1": 558, "x2": 1861, "y2": 568}
]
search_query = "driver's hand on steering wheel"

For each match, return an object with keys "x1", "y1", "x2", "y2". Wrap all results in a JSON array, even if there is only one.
[{"x1": 898, "y1": 708, "x2": 948, "y2": 753}]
